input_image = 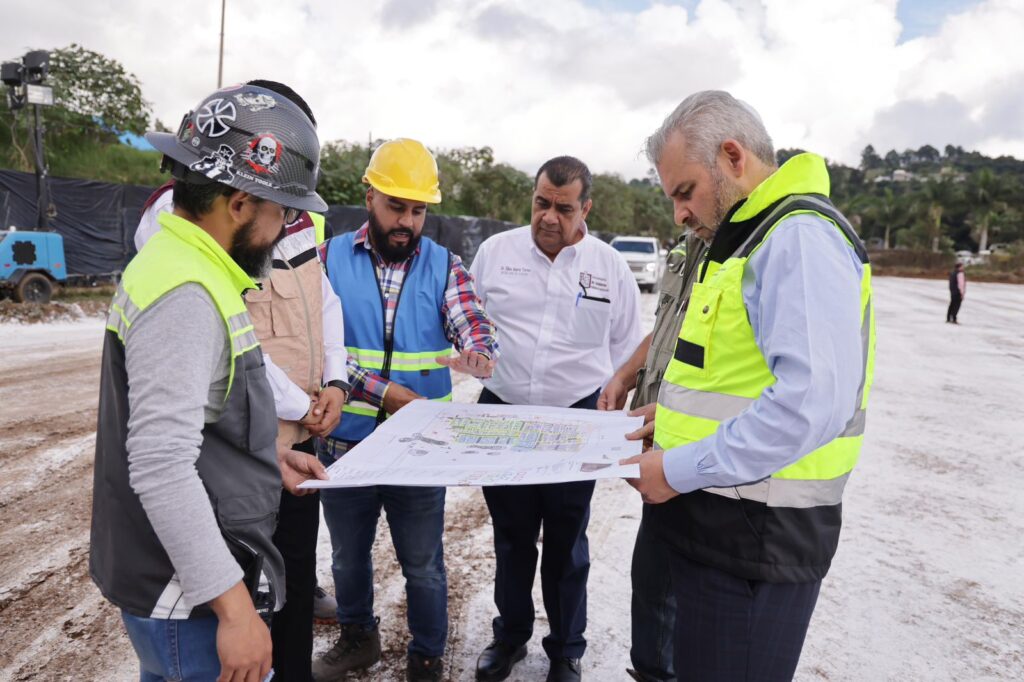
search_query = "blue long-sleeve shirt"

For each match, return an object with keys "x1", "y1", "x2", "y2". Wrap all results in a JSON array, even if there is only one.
[{"x1": 662, "y1": 213, "x2": 865, "y2": 494}]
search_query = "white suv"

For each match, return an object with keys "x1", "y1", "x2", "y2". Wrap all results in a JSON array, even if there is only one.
[{"x1": 611, "y1": 236, "x2": 664, "y2": 292}]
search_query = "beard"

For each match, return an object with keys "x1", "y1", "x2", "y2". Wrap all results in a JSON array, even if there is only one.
[
  {"x1": 685, "y1": 165, "x2": 746, "y2": 242},
  {"x1": 230, "y1": 218, "x2": 281, "y2": 278},
  {"x1": 368, "y1": 209, "x2": 420, "y2": 263}
]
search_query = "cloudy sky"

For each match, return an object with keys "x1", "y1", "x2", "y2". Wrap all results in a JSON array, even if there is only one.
[{"x1": 2, "y1": 0, "x2": 1022, "y2": 178}]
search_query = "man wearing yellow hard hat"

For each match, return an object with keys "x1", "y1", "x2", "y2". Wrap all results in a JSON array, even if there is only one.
[{"x1": 313, "y1": 138, "x2": 500, "y2": 682}]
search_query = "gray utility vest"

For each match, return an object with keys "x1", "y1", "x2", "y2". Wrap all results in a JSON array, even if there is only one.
[
  {"x1": 90, "y1": 293, "x2": 284, "y2": 620},
  {"x1": 631, "y1": 234, "x2": 709, "y2": 409}
]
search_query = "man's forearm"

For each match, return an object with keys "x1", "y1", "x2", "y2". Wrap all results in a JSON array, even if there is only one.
[
  {"x1": 346, "y1": 354, "x2": 389, "y2": 408},
  {"x1": 382, "y1": 381, "x2": 422, "y2": 415}
]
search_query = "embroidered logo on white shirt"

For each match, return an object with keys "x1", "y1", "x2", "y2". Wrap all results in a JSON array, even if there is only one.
[{"x1": 579, "y1": 271, "x2": 609, "y2": 292}]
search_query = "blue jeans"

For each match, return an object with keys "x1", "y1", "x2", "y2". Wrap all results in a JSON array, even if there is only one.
[
  {"x1": 630, "y1": 506, "x2": 676, "y2": 680},
  {"x1": 121, "y1": 611, "x2": 221, "y2": 682},
  {"x1": 318, "y1": 441, "x2": 448, "y2": 658}
]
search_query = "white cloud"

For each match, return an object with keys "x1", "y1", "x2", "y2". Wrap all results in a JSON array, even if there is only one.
[{"x1": 1, "y1": 0, "x2": 1021, "y2": 179}]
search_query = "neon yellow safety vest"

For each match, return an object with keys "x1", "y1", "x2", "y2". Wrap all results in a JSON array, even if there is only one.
[
  {"x1": 650, "y1": 153, "x2": 876, "y2": 582},
  {"x1": 92, "y1": 212, "x2": 285, "y2": 618}
]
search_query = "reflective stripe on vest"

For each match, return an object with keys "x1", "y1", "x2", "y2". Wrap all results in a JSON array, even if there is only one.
[
  {"x1": 346, "y1": 346, "x2": 450, "y2": 371},
  {"x1": 654, "y1": 193, "x2": 875, "y2": 509}
]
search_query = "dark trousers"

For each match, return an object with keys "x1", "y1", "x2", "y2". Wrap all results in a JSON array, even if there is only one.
[
  {"x1": 630, "y1": 504, "x2": 676, "y2": 680},
  {"x1": 479, "y1": 387, "x2": 598, "y2": 660},
  {"x1": 947, "y1": 293, "x2": 962, "y2": 322},
  {"x1": 669, "y1": 552, "x2": 821, "y2": 682},
  {"x1": 271, "y1": 438, "x2": 320, "y2": 682}
]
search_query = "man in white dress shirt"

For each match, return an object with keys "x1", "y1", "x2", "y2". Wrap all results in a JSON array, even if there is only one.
[{"x1": 469, "y1": 156, "x2": 644, "y2": 682}]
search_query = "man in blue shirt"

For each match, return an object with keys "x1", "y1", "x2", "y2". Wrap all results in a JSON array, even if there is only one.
[{"x1": 623, "y1": 91, "x2": 874, "y2": 681}]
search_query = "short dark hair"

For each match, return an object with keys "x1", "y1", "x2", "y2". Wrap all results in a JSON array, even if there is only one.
[
  {"x1": 172, "y1": 180, "x2": 239, "y2": 217},
  {"x1": 535, "y1": 156, "x2": 592, "y2": 204},
  {"x1": 245, "y1": 79, "x2": 317, "y2": 127}
]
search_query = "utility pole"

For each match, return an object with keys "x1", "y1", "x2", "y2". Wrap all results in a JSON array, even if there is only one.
[
  {"x1": 217, "y1": 0, "x2": 226, "y2": 88},
  {"x1": 32, "y1": 103, "x2": 50, "y2": 229}
]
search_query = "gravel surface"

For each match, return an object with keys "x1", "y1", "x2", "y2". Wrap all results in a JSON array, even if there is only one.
[{"x1": 1, "y1": 279, "x2": 1021, "y2": 681}]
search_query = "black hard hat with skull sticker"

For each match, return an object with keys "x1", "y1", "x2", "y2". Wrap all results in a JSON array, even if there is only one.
[{"x1": 145, "y1": 84, "x2": 327, "y2": 213}]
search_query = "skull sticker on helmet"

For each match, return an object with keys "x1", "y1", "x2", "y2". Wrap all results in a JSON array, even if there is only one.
[{"x1": 244, "y1": 133, "x2": 282, "y2": 174}]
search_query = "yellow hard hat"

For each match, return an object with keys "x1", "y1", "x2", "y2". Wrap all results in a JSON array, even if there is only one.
[{"x1": 363, "y1": 138, "x2": 442, "y2": 204}]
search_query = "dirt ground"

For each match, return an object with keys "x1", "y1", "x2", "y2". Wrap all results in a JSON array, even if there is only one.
[{"x1": 1, "y1": 279, "x2": 1022, "y2": 681}]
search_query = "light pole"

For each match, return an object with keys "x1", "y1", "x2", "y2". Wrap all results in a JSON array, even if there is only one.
[
  {"x1": 2, "y1": 50, "x2": 54, "y2": 229},
  {"x1": 218, "y1": 0, "x2": 226, "y2": 88}
]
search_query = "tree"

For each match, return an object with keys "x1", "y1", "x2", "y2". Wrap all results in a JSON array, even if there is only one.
[
  {"x1": 777, "y1": 148, "x2": 806, "y2": 166},
  {"x1": 917, "y1": 144, "x2": 940, "y2": 164},
  {"x1": 860, "y1": 145, "x2": 883, "y2": 171},
  {"x1": 2, "y1": 44, "x2": 153, "y2": 175},
  {"x1": 587, "y1": 174, "x2": 634, "y2": 237},
  {"x1": 965, "y1": 168, "x2": 1003, "y2": 251},
  {"x1": 913, "y1": 179, "x2": 959, "y2": 252},
  {"x1": 452, "y1": 162, "x2": 532, "y2": 223},
  {"x1": 433, "y1": 146, "x2": 533, "y2": 222},
  {"x1": 632, "y1": 184, "x2": 676, "y2": 243},
  {"x1": 883, "y1": 149, "x2": 901, "y2": 170},
  {"x1": 318, "y1": 140, "x2": 374, "y2": 206},
  {"x1": 944, "y1": 144, "x2": 964, "y2": 160},
  {"x1": 46, "y1": 44, "x2": 151, "y2": 136},
  {"x1": 860, "y1": 187, "x2": 911, "y2": 249}
]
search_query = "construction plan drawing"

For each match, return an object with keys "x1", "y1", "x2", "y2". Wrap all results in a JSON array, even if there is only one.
[{"x1": 301, "y1": 399, "x2": 643, "y2": 488}]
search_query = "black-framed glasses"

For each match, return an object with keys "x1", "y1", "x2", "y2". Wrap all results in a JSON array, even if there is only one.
[{"x1": 283, "y1": 207, "x2": 302, "y2": 224}]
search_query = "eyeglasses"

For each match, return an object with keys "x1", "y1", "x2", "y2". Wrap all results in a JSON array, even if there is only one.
[{"x1": 283, "y1": 207, "x2": 302, "y2": 224}]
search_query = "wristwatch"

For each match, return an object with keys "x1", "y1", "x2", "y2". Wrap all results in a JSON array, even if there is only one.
[{"x1": 325, "y1": 380, "x2": 351, "y2": 394}]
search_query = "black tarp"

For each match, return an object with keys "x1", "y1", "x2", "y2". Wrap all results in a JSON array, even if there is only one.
[{"x1": 0, "y1": 169, "x2": 519, "y2": 275}]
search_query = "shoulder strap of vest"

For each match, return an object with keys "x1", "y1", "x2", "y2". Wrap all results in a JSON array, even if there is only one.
[
  {"x1": 318, "y1": 237, "x2": 331, "y2": 277},
  {"x1": 737, "y1": 193, "x2": 869, "y2": 264}
]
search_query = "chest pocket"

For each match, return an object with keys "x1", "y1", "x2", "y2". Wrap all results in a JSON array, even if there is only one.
[
  {"x1": 570, "y1": 296, "x2": 611, "y2": 348},
  {"x1": 245, "y1": 271, "x2": 304, "y2": 338},
  {"x1": 674, "y1": 283, "x2": 722, "y2": 375}
]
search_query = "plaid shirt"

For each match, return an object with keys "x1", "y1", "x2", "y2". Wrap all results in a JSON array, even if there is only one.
[{"x1": 339, "y1": 224, "x2": 499, "y2": 409}]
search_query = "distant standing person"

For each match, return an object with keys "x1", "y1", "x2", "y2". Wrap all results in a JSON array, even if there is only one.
[{"x1": 947, "y1": 262, "x2": 966, "y2": 324}]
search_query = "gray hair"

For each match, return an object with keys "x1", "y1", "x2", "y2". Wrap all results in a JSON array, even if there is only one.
[{"x1": 645, "y1": 90, "x2": 776, "y2": 169}]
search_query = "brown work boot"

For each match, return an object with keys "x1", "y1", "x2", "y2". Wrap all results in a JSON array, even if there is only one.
[{"x1": 311, "y1": 618, "x2": 381, "y2": 681}]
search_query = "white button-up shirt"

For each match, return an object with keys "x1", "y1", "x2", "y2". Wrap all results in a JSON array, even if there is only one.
[{"x1": 470, "y1": 224, "x2": 644, "y2": 407}]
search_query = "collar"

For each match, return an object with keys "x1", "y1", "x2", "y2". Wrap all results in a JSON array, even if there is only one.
[
  {"x1": 730, "y1": 153, "x2": 830, "y2": 223},
  {"x1": 157, "y1": 212, "x2": 257, "y2": 294}
]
